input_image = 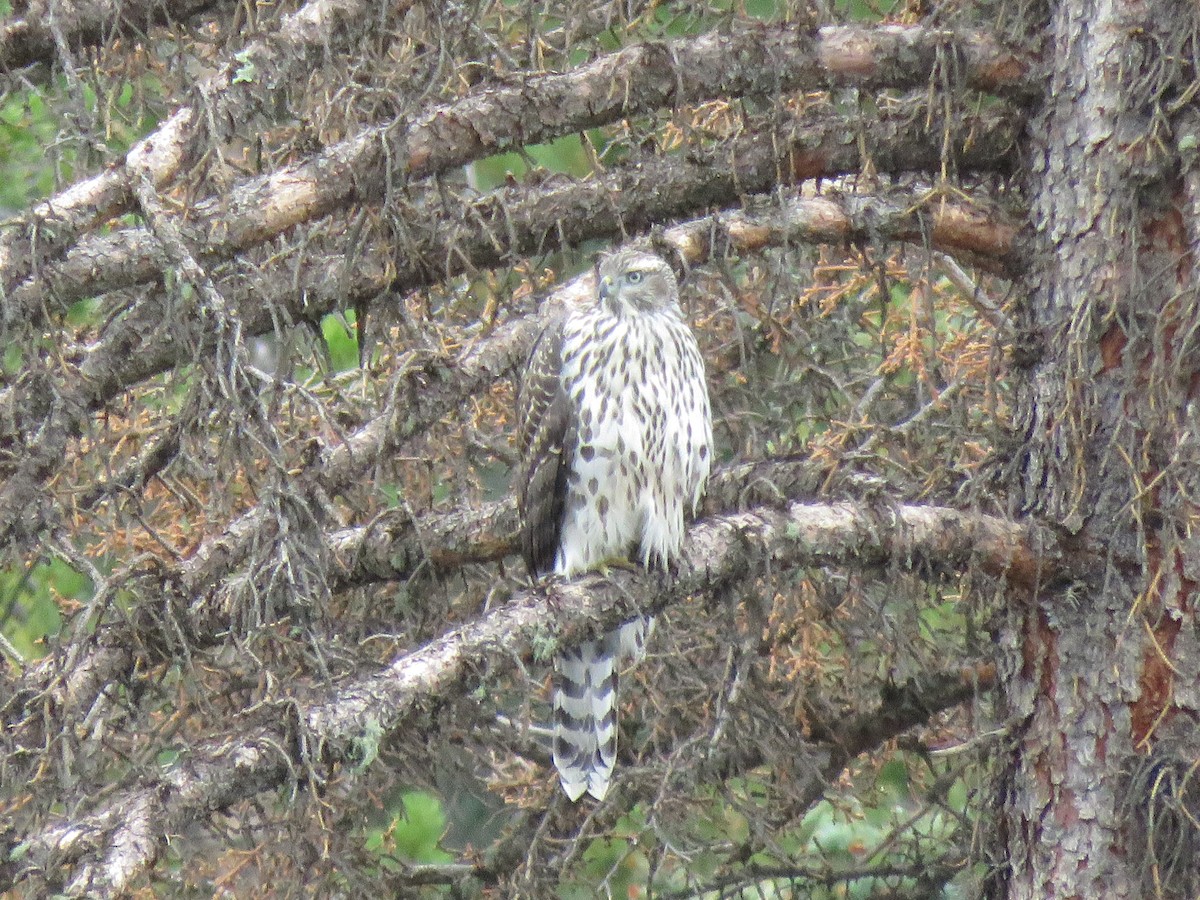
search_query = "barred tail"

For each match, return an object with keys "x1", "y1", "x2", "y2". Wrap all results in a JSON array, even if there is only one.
[{"x1": 552, "y1": 617, "x2": 653, "y2": 801}]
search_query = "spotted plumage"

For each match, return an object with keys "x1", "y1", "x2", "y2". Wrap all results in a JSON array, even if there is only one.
[{"x1": 517, "y1": 249, "x2": 713, "y2": 801}]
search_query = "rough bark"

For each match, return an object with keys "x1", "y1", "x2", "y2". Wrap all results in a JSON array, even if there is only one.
[
  {"x1": 1003, "y1": 0, "x2": 1200, "y2": 895},
  {"x1": 0, "y1": 0, "x2": 228, "y2": 72}
]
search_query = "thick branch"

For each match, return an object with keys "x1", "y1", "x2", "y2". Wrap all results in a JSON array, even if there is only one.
[
  {"x1": 657, "y1": 858, "x2": 966, "y2": 900},
  {"x1": 328, "y1": 455, "x2": 835, "y2": 585},
  {"x1": 395, "y1": 22, "x2": 1031, "y2": 183},
  {"x1": 0, "y1": 182, "x2": 1019, "y2": 556},
  {"x1": 9, "y1": 500, "x2": 1033, "y2": 897},
  {"x1": 331, "y1": 499, "x2": 1072, "y2": 594},
  {"x1": 10, "y1": 106, "x2": 1019, "y2": 314},
  {"x1": 0, "y1": 0, "x2": 227, "y2": 72},
  {"x1": 0, "y1": 22, "x2": 1029, "y2": 310},
  {"x1": 0, "y1": 0, "x2": 419, "y2": 299},
  {"x1": 329, "y1": 461, "x2": 1053, "y2": 585}
]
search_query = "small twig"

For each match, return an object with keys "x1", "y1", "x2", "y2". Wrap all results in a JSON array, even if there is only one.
[{"x1": 935, "y1": 250, "x2": 1012, "y2": 332}]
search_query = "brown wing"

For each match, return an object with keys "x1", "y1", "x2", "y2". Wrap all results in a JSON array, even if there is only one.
[{"x1": 517, "y1": 314, "x2": 575, "y2": 577}]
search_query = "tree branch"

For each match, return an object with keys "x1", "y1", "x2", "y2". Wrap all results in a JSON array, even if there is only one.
[
  {"x1": 8, "y1": 500, "x2": 1032, "y2": 897},
  {"x1": 9, "y1": 104, "x2": 1020, "y2": 316},
  {"x1": 0, "y1": 21, "x2": 1030, "y2": 307},
  {"x1": 655, "y1": 854, "x2": 966, "y2": 899},
  {"x1": 331, "y1": 500, "x2": 1074, "y2": 596},
  {"x1": 0, "y1": 0, "x2": 420, "y2": 298},
  {"x1": 0, "y1": 0, "x2": 228, "y2": 72},
  {"x1": 0, "y1": 181, "x2": 1019, "y2": 556}
]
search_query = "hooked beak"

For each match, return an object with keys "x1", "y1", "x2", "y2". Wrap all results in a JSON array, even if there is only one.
[{"x1": 598, "y1": 275, "x2": 614, "y2": 301}]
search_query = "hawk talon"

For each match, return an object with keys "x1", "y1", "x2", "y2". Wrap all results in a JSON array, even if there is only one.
[{"x1": 596, "y1": 558, "x2": 640, "y2": 576}]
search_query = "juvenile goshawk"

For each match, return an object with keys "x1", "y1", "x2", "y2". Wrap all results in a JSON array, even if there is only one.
[{"x1": 517, "y1": 249, "x2": 713, "y2": 801}]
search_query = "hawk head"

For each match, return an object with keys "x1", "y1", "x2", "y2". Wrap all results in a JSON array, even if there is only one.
[{"x1": 596, "y1": 249, "x2": 679, "y2": 315}]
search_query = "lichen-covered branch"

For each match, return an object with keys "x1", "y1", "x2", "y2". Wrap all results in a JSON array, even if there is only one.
[
  {"x1": 335, "y1": 500, "x2": 1081, "y2": 596},
  {"x1": 328, "y1": 461, "x2": 1061, "y2": 587},
  {"x1": 0, "y1": 21, "x2": 1029, "y2": 310},
  {"x1": 9, "y1": 105, "x2": 1019, "y2": 316},
  {"x1": 0, "y1": 0, "x2": 420, "y2": 298},
  {"x1": 8, "y1": 500, "x2": 1033, "y2": 897},
  {"x1": 0, "y1": 0, "x2": 227, "y2": 72}
]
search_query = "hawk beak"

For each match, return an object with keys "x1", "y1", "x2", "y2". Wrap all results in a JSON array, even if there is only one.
[{"x1": 598, "y1": 275, "x2": 613, "y2": 301}]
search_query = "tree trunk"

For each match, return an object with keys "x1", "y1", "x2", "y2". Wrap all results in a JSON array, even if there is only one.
[{"x1": 1004, "y1": 0, "x2": 1200, "y2": 895}]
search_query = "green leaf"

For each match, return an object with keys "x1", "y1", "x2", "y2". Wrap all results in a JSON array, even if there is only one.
[
  {"x1": 232, "y1": 51, "x2": 258, "y2": 84},
  {"x1": 321, "y1": 311, "x2": 360, "y2": 371}
]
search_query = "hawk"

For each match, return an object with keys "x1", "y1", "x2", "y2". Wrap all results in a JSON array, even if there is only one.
[{"x1": 517, "y1": 249, "x2": 713, "y2": 801}]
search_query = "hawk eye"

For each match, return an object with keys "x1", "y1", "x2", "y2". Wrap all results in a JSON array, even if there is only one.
[{"x1": 626, "y1": 271, "x2": 645, "y2": 284}]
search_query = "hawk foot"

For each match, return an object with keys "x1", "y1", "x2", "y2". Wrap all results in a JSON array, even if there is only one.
[{"x1": 596, "y1": 557, "x2": 640, "y2": 576}]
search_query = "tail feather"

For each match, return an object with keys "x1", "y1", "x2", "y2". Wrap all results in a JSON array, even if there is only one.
[{"x1": 552, "y1": 617, "x2": 652, "y2": 801}]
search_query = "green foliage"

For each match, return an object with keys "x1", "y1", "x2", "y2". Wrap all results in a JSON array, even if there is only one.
[
  {"x1": 349, "y1": 717, "x2": 385, "y2": 773},
  {"x1": 232, "y1": 50, "x2": 258, "y2": 85},
  {"x1": 469, "y1": 133, "x2": 597, "y2": 191},
  {"x1": 2, "y1": 341, "x2": 22, "y2": 375},
  {"x1": 743, "y1": 0, "x2": 787, "y2": 18},
  {"x1": 559, "y1": 806, "x2": 651, "y2": 899},
  {"x1": 365, "y1": 791, "x2": 453, "y2": 866},
  {"x1": 834, "y1": 0, "x2": 903, "y2": 21},
  {"x1": 0, "y1": 558, "x2": 90, "y2": 660},
  {"x1": 0, "y1": 73, "x2": 162, "y2": 212},
  {"x1": 321, "y1": 311, "x2": 360, "y2": 371},
  {"x1": 65, "y1": 297, "x2": 104, "y2": 327},
  {"x1": 529, "y1": 623, "x2": 559, "y2": 662},
  {"x1": 0, "y1": 89, "x2": 61, "y2": 210}
]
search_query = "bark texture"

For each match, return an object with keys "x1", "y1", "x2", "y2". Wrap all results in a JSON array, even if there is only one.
[{"x1": 1005, "y1": 0, "x2": 1200, "y2": 895}]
